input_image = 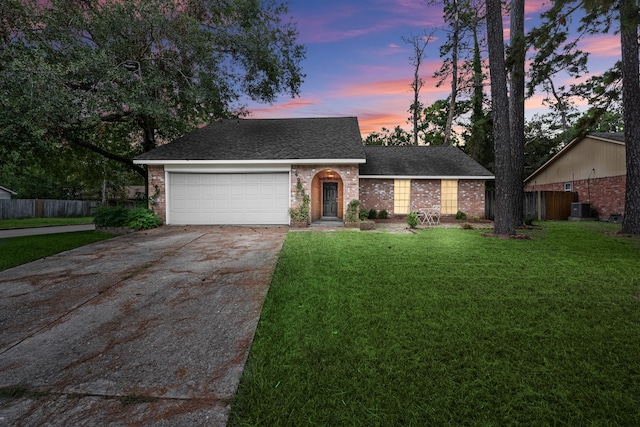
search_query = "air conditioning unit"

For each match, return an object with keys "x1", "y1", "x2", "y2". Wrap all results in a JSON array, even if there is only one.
[{"x1": 571, "y1": 202, "x2": 591, "y2": 218}]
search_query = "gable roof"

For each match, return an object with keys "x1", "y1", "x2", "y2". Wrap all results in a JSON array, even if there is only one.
[
  {"x1": 360, "y1": 146, "x2": 494, "y2": 179},
  {"x1": 525, "y1": 132, "x2": 625, "y2": 183},
  {"x1": 134, "y1": 117, "x2": 366, "y2": 164},
  {"x1": 0, "y1": 185, "x2": 16, "y2": 195}
]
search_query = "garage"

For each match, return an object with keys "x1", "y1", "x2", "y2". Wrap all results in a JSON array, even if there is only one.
[{"x1": 168, "y1": 172, "x2": 290, "y2": 225}]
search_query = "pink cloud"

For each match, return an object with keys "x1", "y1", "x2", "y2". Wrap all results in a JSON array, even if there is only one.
[{"x1": 579, "y1": 34, "x2": 620, "y2": 58}]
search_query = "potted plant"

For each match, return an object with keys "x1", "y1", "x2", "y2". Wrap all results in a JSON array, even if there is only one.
[{"x1": 289, "y1": 179, "x2": 310, "y2": 227}]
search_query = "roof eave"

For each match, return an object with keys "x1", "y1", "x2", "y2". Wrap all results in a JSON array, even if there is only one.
[
  {"x1": 360, "y1": 175, "x2": 495, "y2": 180},
  {"x1": 133, "y1": 158, "x2": 367, "y2": 165}
]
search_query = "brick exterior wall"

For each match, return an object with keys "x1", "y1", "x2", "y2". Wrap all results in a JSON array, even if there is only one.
[
  {"x1": 148, "y1": 165, "x2": 166, "y2": 224},
  {"x1": 411, "y1": 180, "x2": 441, "y2": 211},
  {"x1": 292, "y1": 165, "x2": 360, "y2": 221},
  {"x1": 458, "y1": 180, "x2": 487, "y2": 218},
  {"x1": 359, "y1": 179, "x2": 395, "y2": 213},
  {"x1": 525, "y1": 175, "x2": 626, "y2": 219},
  {"x1": 359, "y1": 178, "x2": 488, "y2": 218}
]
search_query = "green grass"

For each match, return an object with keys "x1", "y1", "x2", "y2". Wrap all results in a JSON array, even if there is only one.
[
  {"x1": 230, "y1": 222, "x2": 640, "y2": 426},
  {"x1": 0, "y1": 217, "x2": 94, "y2": 229},
  {"x1": 0, "y1": 231, "x2": 113, "y2": 271}
]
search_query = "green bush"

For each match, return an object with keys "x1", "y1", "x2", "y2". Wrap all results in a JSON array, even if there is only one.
[
  {"x1": 368, "y1": 209, "x2": 377, "y2": 219},
  {"x1": 378, "y1": 209, "x2": 388, "y2": 219},
  {"x1": 359, "y1": 209, "x2": 369, "y2": 221},
  {"x1": 455, "y1": 211, "x2": 467, "y2": 220},
  {"x1": 406, "y1": 212, "x2": 418, "y2": 229},
  {"x1": 93, "y1": 205, "x2": 161, "y2": 230},
  {"x1": 346, "y1": 199, "x2": 360, "y2": 222},
  {"x1": 93, "y1": 205, "x2": 130, "y2": 227},
  {"x1": 127, "y1": 207, "x2": 162, "y2": 230}
]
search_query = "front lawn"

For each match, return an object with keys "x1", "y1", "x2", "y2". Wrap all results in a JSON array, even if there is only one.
[
  {"x1": 0, "y1": 231, "x2": 113, "y2": 271},
  {"x1": 230, "y1": 222, "x2": 640, "y2": 426}
]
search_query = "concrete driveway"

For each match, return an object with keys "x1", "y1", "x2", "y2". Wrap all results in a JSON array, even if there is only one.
[{"x1": 0, "y1": 225, "x2": 287, "y2": 426}]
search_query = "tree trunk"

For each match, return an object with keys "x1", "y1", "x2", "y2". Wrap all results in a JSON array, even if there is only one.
[
  {"x1": 486, "y1": 0, "x2": 515, "y2": 235},
  {"x1": 620, "y1": 0, "x2": 640, "y2": 234},
  {"x1": 509, "y1": 0, "x2": 525, "y2": 226},
  {"x1": 443, "y1": 0, "x2": 459, "y2": 146}
]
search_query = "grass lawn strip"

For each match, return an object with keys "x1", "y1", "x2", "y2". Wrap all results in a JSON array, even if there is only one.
[
  {"x1": 0, "y1": 217, "x2": 94, "y2": 229},
  {"x1": 0, "y1": 231, "x2": 113, "y2": 271},
  {"x1": 230, "y1": 222, "x2": 640, "y2": 426}
]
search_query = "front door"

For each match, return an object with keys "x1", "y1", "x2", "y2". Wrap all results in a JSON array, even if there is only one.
[{"x1": 322, "y1": 182, "x2": 338, "y2": 217}]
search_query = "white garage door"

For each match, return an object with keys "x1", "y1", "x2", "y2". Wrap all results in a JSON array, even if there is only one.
[{"x1": 169, "y1": 173, "x2": 290, "y2": 225}]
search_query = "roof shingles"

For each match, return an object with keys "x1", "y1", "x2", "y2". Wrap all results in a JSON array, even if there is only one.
[
  {"x1": 360, "y1": 146, "x2": 494, "y2": 177},
  {"x1": 135, "y1": 117, "x2": 365, "y2": 161}
]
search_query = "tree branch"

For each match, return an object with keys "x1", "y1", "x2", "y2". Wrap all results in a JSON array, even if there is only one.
[{"x1": 65, "y1": 134, "x2": 146, "y2": 178}]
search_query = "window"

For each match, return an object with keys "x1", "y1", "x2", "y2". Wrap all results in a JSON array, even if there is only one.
[
  {"x1": 394, "y1": 179, "x2": 411, "y2": 214},
  {"x1": 441, "y1": 180, "x2": 458, "y2": 214},
  {"x1": 564, "y1": 182, "x2": 572, "y2": 192}
]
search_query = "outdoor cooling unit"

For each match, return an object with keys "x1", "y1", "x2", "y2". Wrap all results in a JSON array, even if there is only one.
[{"x1": 571, "y1": 202, "x2": 591, "y2": 218}]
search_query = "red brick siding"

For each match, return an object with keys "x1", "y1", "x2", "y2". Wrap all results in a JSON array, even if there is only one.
[
  {"x1": 359, "y1": 179, "x2": 394, "y2": 213},
  {"x1": 359, "y1": 178, "x2": 487, "y2": 218},
  {"x1": 525, "y1": 175, "x2": 625, "y2": 219},
  {"x1": 411, "y1": 180, "x2": 441, "y2": 211},
  {"x1": 292, "y1": 165, "x2": 360, "y2": 221},
  {"x1": 148, "y1": 165, "x2": 166, "y2": 224},
  {"x1": 458, "y1": 180, "x2": 487, "y2": 218}
]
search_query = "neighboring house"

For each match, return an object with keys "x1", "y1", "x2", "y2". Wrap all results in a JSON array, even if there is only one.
[
  {"x1": 524, "y1": 133, "x2": 626, "y2": 219},
  {"x1": 134, "y1": 117, "x2": 494, "y2": 225},
  {"x1": 0, "y1": 185, "x2": 17, "y2": 200}
]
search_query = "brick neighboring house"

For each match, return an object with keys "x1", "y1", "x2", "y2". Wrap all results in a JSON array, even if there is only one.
[
  {"x1": 134, "y1": 117, "x2": 494, "y2": 225},
  {"x1": 524, "y1": 133, "x2": 626, "y2": 219}
]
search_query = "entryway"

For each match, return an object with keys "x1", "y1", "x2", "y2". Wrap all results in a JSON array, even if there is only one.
[
  {"x1": 310, "y1": 169, "x2": 344, "y2": 222},
  {"x1": 322, "y1": 182, "x2": 338, "y2": 218}
]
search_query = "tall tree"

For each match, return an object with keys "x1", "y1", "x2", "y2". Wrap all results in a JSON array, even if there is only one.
[
  {"x1": 619, "y1": 0, "x2": 640, "y2": 234},
  {"x1": 0, "y1": 0, "x2": 305, "y2": 185},
  {"x1": 465, "y1": 21, "x2": 493, "y2": 170},
  {"x1": 508, "y1": 0, "x2": 525, "y2": 226},
  {"x1": 402, "y1": 31, "x2": 433, "y2": 145},
  {"x1": 485, "y1": 0, "x2": 515, "y2": 235}
]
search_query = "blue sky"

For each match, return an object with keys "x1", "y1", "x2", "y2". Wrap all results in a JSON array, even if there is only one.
[{"x1": 246, "y1": 0, "x2": 620, "y2": 136}]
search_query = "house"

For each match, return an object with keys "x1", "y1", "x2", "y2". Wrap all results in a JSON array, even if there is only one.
[
  {"x1": 0, "y1": 185, "x2": 17, "y2": 200},
  {"x1": 360, "y1": 146, "x2": 494, "y2": 218},
  {"x1": 133, "y1": 117, "x2": 494, "y2": 225},
  {"x1": 524, "y1": 133, "x2": 626, "y2": 219}
]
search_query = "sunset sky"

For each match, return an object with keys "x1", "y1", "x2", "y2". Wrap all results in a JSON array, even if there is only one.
[{"x1": 245, "y1": 0, "x2": 621, "y2": 136}]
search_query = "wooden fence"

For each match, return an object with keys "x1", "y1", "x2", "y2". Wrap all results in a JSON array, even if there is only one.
[
  {"x1": 0, "y1": 199, "x2": 97, "y2": 220},
  {"x1": 485, "y1": 191, "x2": 577, "y2": 221}
]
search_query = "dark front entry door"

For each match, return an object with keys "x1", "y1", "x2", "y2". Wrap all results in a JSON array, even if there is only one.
[{"x1": 322, "y1": 182, "x2": 338, "y2": 217}]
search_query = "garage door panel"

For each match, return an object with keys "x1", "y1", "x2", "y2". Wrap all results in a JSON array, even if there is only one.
[{"x1": 169, "y1": 173, "x2": 289, "y2": 225}]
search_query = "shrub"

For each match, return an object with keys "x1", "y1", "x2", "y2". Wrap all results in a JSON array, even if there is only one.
[
  {"x1": 346, "y1": 199, "x2": 360, "y2": 222},
  {"x1": 127, "y1": 207, "x2": 162, "y2": 230},
  {"x1": 359, "y1": 209, "x2": 369, "y2": 221},
  {"x1": 289, "y1": 179, "x2": 310, "y2": 223},
  {"x1": 368, "y1": 209, "x2": 377, "y2": 219},
  {"x1": 406, "y1": 212, "x2": 418, "y2": 229},
  {"x1": 378, "y1": 209, "x2": 388, "y2": 219},
  {"x1": 455, "y1": 211, "x2": 467, "y2": 220},
  {"x1": 524, "y1": 217, "x2": 535, "y2": 226},
  {"x1": 93, "y1": 205, "x2": 130, "y2": 227}
]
